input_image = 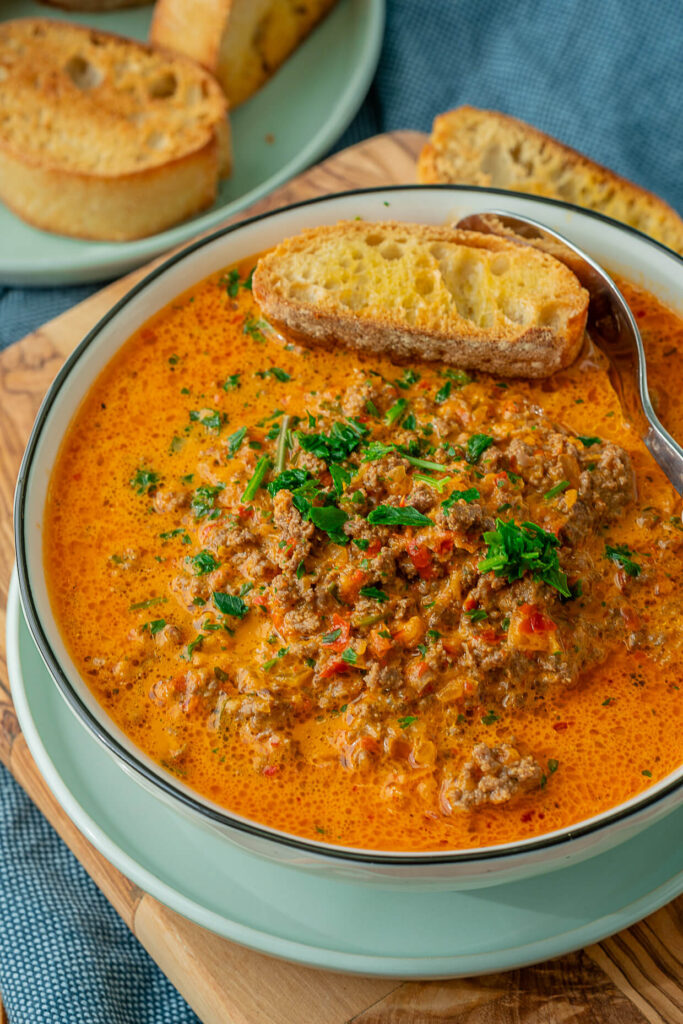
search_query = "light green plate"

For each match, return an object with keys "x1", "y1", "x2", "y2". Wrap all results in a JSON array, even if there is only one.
[
  {"x1": 0, "y1": 0, "x2": 384, "y2": 286},
  {"x1": 6, "y1": 572, "x2": 683, "y2": 976}
]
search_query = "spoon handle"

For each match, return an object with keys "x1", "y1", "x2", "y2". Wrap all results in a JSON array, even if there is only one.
[{"x1": 644, "y1": 428, "x2": 683, "y2": 495}]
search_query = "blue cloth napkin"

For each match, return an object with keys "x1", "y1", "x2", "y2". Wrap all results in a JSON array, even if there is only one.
[{"x1": 1, "y1": 1, "x2": 682, "y2": 1019}]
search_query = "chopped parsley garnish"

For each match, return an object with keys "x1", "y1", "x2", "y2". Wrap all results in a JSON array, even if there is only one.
[
  {"x1": 413, "y1": 473, "x2": 452, "y2": 493},
  {"x1": 190, "y1": 409, "x2": 222, "y2": 432},
  {"x1": 398, "y1": 716, "x2": 418, "y2": 729},
  {"x1": 403, "y1": 412, "x2": 417, "y2": 431},
  {"x1": 296, "y1": 560, "x2": 305, "y2": 579},
  {"x1": 481, "y1": 710, "x2": 499, "y2": 725},
  {"x1": 186, "y1": 635, "x2": 205, "y2": 658},
  {"x1": 242, "y1": 456, "x2": 273, "y2": 502},
  {"x1": 365, "y1": 398, "x2": 380, "y2": 417},
  {"x1": 353, "y1": 538, "x2": 370, "y2": 551},
  {"x1": 544, "y1": 480, "x2": 571, "y2": 500},
  {"x1": 442, "y1": 487, "x2": 480, "y2": 510},
  {"x1": 642, "y1": 769, "x2": 653, "y2": 778},
  {"x1": 227, "y1": 426, "x2": 247, "y2": 456},
  {"x1": 359, "y1": 585, "x2": 389, "y2": 603},
  {"x1": 385, "y1": 398, "x2": 407, "y2": 425},
  {"x1": 367, "y1": 505, "x2": 433, "y2": 528},
  {"x1": 465, "y1": 608, "x2": 488, "y2": 622},
  {"x1": 243, "y1": 314, "x2": 270, "y2": 342},
  {"x1": 548, "y1": 758, "x2": 559, "y2": 774},
  {"x1": 362, "y1": 441, "x2": 445, "y2": 473},
  {"x1": 213, "y1": 591, "x2": 249, "y2": 619},
  {"x1": 262, "y1": 647, "x2": 289, "y2": 671},
  {"x1": 190, "y1": 550, "x2": 220, "y2": 576},
  {"x1": 159, "y1": 528, "x2": 186, "y2": 541},
  {"x1": 478, "y1": 518, "x2": 571, "y2": 598},
  {"x1": 267, "y1": 468, "x2": 311, "y2": 497},
  {"x1": 223, "y1": 269, "x2": 241, "y2": 298},
  {"x1": 268, "y1": 366, "x2": 291, "y2": 382},
  {"x1": 322, "y1": 627, "x2": 342, "y2": 644},
  {"x1": 441, "y1": 368, "x2": 473, "y2": 386},
  {"x1": 465, "y1": 433, "x2": 494, "y2": 464},
  {"x1": 297, "y1": 418, "x2": 368, "y2": 464},
  {"x1": 395, "y1": 369, "x2": 420, "y2": 389},
  {"x1": 191, "y1": 483, "x2": 225, "y2": 519},
  {"x1": 605, "y1": 543, "x2": 642, "y2": 577},
  {"x1": 330, "y1": 463, "x2": 352, "y2": 497},
  {"x1": 578, "y1": 435, "x2": 601, "y2": 447},
  {"x1": 308, "y1": 504, "x2": 349, "y2": 543},
  {"x1": 130, "y1": 467, "x2": 160, "y2": 495},
  {"x1": 341, "y1": 647, "x2": 358, "y2": 665},
  {"x1": 143, "y1": 619, "x2": 166, "y2": 636},
  {"x1": 223, "y1": 373, "x2": 241, "y2": 391},
  {"x1": 434, "y1": 380, "x2": 451, "y2": 403},
  {"x1": 129, "y1": 596, "x2": 167, "y2": 612}
]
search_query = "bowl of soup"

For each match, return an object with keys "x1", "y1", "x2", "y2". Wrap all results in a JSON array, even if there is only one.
[{"x1": 14, "y1": 187, "x2": 683, "y2": 888}]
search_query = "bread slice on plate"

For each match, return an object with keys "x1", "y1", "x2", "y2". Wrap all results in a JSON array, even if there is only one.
[
  {"x1": 150, "y1": 0, "x2": 338, "y2": 108},
  {"x1": 418, "y1": 106, "x2": 683, "y2": 255},
  {"x1": 252, "y1": 221, "x2": 589, "y2": 378},
  {"x1": 0, "y1": 19, "x2": 231, "y2": 241}
]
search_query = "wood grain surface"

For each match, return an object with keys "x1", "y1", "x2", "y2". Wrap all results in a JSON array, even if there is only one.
[{"x1": 0, "y1": 131, "x2": 681, "y2": 1024}]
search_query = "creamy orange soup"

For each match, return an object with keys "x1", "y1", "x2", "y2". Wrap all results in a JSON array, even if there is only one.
[{"x1": 44, "y1": 260, "x2": 683, "y2": 851}]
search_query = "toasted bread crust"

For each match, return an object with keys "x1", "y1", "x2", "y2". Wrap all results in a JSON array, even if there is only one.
[
  {"x1": 253, "y1": 221, "x2": 589, "y2": 378},
  {"x1": 418, "y1": 106, "x2": 683, "y2": 255},
  {"x1": 0, "y1": 18, "x2": 231, "y2": 240},
  {"x1": 150, "y1": 0, "x2": 338, "y2": 107}
]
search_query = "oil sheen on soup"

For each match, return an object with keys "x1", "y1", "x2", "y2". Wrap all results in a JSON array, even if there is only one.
[{"x1": 44, "y1": 259, "x2": 683, "y2": 851}]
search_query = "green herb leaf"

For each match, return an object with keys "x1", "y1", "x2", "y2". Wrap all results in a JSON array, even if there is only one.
[
  {"x1": 242, "y1": 456, "x2": 273, "y2": 503},
  {"x1": 223, "y1": 373, "x2": 241, "y2": 391},
  {"x1": 385, "y1": 398, "x2": 407, "y2": 425},
  {"x1": 297, "y1": 419, "x2": 369, "y2": 465},
  {"x1": 213, "y1": 591, "x2": 249, "y2": 619},
  {"x1": 481, "y1": 710, "x2": 499, "y2": 725},
  {"x1": 269, "y1": 366, "x2": 291, "y2": 382},
  {"x1": 544, "y1": 480, "x2": 571, "y2": 500},
  {"x1": 145, "y1": 619, "x2": 166, "y2": 636},
  {"x1": 191, "y1": 483, "x2": 225, "y2": 519},
  {"x1": 267, "y1": 468, "x2": 311, "y2": 497},
  {"x1": 190, "y1": 551, "x2": 220, "y2": 575},
  {"x1": 359, "y1": 585, "x2": 389, "y2": 603},
  {"x1": 330, "y1": 463, "x2": 352, "y2": 497},
  {"x1": 465, "y1": 608, "x2": 488, "y2": 622},
  {"x1": 478, "y1": 518, "x2": 571, "y2": 598},
  {"x1": 129, "y1": 596, "x2": 167, "y2": 611},
  {"x1": 309, "y1": 504, "x2": 349, "y2": 543},
  {"x1": 367, "y1": 505, "x2": 433, "y2": 528},
  {"x1": 466, "y1": 434, "x2": 494, "y2": 464},
  {"x1": 435, "y1": 380, "x2": 451, "y2": 403},
  {"x1": 322, "y1": 627, "x2": 342, "y2": 644},
  {"x1": 130, "y1": 467, "x2": 160, "y2": 495},
  {"x1": 605, "y1": 543, "x2": 642, "y2": 577},
  {"x1": 227, "y1": 426, "x2": 247, "y2": 457},
  {"x1": 341, "y1": 647, "x2": 357, "y2": 665},
  {"x1": 578, "y1": 435, "x2": 601, "y2": 447},
  {"x1": 395, "y1": 369, "x2": 420, "y2": 390},
  {"x1": 442, "y1": 487, "x2": 480, "y2": 510},
  {"x1": 398, "y1": 715, "x2": 418, "y2": 729}
]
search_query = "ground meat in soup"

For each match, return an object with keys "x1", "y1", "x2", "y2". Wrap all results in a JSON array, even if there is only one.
[{"x1": 43, "y1": 262, "x2": 683, "y2": 852}]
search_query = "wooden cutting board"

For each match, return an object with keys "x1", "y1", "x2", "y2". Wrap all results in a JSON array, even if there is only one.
[{"x1": 0, "y1": 131, "x2": 681, "y2": 1024}]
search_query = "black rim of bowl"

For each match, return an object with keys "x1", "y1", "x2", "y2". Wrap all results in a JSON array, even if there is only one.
[{"x1": 14, "y1": 184, "x2": 683, "y2": 866}]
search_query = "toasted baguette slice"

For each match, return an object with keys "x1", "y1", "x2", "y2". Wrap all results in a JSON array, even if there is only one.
[
  {"x1": 252, "y1": 221, "x2": 589, "y2": 378},
  {"x1": 150, "y1": 0, "x2": 338, "y2": 108},
  {"x1": 418, "y1": 106, "x2": 683, "y2": 255},
  {"x1": 0, "y1": 19, "x2": 231, "y2": 241}
]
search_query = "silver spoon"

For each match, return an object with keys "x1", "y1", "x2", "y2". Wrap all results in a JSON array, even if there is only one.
[{"x1": 456, "y1": 210, "x2": 683, "y2": 495}]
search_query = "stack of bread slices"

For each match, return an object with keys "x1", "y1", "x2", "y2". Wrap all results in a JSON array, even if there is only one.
[{"x1": 0, "y1": 2, "x2": 338, "y2": 240}]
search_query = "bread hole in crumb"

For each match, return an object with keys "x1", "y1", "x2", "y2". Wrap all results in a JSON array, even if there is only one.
[
  {"x1": 145, "y1": 131, "x2": 167, "y2": 151},
  {"x1": 490, "y1": 254, "x2": 510, "y2": 275},
  {"x1": 479, "y1": 143, "x2": 513, "y2": 186},
  {"x1": 64, "y1": 55, "x2": 103, "y2": 90},
  {"x1": 0, "y1": 68, "x2": 7, "y2": 83},
  {"x1": 429, "y1": 243, "x2": 449, "y2": 260},
  {"x1": 379, "y1": 242, "x2": 403, "y2": 260},
  {"x1": 365, "y1": 233, "x2": 383, "y2": 246},
  {"x1": 148, "y1": 72, "x2": 177, "y2": 99},
  {"x1": 537, "y1": 302, "x2": 562, "y2": 330},
  {"x1": 415, "y1": 275, "x2": 434, "y2": 296},
  {"x1": 501, "y1": 297, "x2": 529, "y2": 325}
]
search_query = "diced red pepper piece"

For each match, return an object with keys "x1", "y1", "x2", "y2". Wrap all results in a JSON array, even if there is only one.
[
  {"x1": 518, "y1": 603, "x2": 557, "y2": 634},
  {"x1": 406, "y1": 540, "x2": 433, "y2": 580}
]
